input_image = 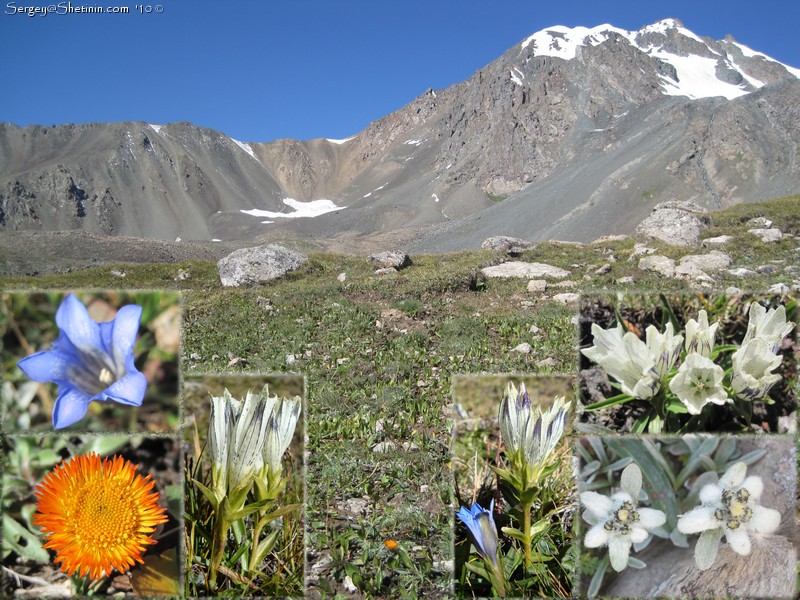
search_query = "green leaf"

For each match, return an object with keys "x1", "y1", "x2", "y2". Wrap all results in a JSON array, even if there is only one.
[
  {"x1": 2, "y1": 514, "x2": 49, "y2": 562},
  {"x1": 627, "y1": 556, "x2": 647, "y2": 569},
  {"x1": 732, "y1": 449, "x2": 767, "y2": 466},
  {"x1": 191, "y1": 478, "x2": 220, "y2": 511},
  {"x1": 584, "y1": 393, "x2": 636, "y2": 411},
  {"x1": 695, "y1": 528, "x2": 723, "y2": 570},
  {"x1": 587, "y1": 554, "x2": 608, "y2": 597}
]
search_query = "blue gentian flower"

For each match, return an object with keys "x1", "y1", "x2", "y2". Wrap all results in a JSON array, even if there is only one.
[
  {"x1": 17, "y1": 294, "x2": 147, "y2": 429},
  {"x1": 456, "y1": 499, "x2": 500, "y2": 567}
]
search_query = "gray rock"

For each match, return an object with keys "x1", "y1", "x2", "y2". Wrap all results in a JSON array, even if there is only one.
[
  {"x1": 617, "y1": 276, "x2": 635, "y2": 284},
  {"x1": 552, "y1": 292, "x2": 580, "y2": 305},
  {"x1": 368, "y1": 251, "x2": 412, "y2": 270},
  {"x1": 747, "y1": 216, "x2": 773, "y2": 228},
  {"x1": 591, "y1": 234, "x2": 630, "y2": 244},
  {"x1": 217, "y1": 244, "x2": 307, "y2": 287},
  {"x1": 725, "y1": 286, "x2": 743, "y2": 296},
  {"x1": 595, "y1": 263, "x2": 612, "y2": 275},
  {"x1": 767, "y1": 283, "x2": 790, "y2": 295},
  {"x1": 511, "y1": 343, "x2": 532, "y2": 354},
  {"x1": 636, "y1": 200, "x2": 709, "y2": 247},
  {"x1": 729, "y1": 267, "x2": 758, "y2": 277},
  {"x1": 337, "y1": 272, "x2": 347, "y2": 282},
  {"x1": 527, "y1": 279, "x2": 548, "y2": 293},
  {"x1": 481, "y1": 261, "x2": 570, "y2": 279},
  {"x1": 701, "y1": 235, "x2": 733, "y2": 248},
  {"x1": 638, "y1": 255, "x2": 676, "y2": 278},
  {"x1": 374, "y1": 267, "x2": 398, "y2": 275},
  {"x1": 749, "y1": 228, "x2": 783, "y2": 243},
  {"x1": 481, "y1": 236, "x2": 536, "y2": 253},
  {"x1": 632, "y1": 242, "x2": 656, "y2": 256},
  {"x1": 675, "y1": 251, "x2": 732, "y2": 277}
]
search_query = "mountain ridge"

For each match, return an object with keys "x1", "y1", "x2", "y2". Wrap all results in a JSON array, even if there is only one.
[{"x1": 1, "y1": 19, "x2": 798, "y2": 250}]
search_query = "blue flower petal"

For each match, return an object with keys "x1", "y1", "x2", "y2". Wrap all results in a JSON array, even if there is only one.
[
  {"x1": 55, "y1": 294, "x2": 102, "y2": 353},
  {"x1": 17, "y1": 349, "x2": 73, "y2": 383},
  {"x1": 99, "y1": 367, "x2": 147, "y2": 407},
  {"x1": 52, "y1": 387, "x2": 92, "y2": 429},
  {"x1": 110, "y1": 304, "x2": 143, "y2": 366}
]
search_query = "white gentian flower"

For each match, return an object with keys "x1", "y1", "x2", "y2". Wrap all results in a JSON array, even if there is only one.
[
  {"x1": 731, "y1": 339, "x2": 783, "y2": 400},
  {"x1": 668, "y1": 352, "x2": 728, "y2": 415},
  {"x1": 684, "y1": 310, "x2": 718, "y2": 358},
  {"x1": 499, "y1": 382, "x2": 568, "y2": 467},
  {"x1": 646, "y1": 322, "x2": 684, "y2": 379},
  {"x1": 742, "y1": 303, "x2": 794, "y2": 354},
  {"x1": 581, "y1": 463, "x2": 666, "y2": 572},
  {"x1": 677, "y1": 462, "x2": 781, "y2": 570},
  {"x1": 263, "y1": 394, "x2": 302, "y2": 474},
  {"x1": 582, "y1": 324, "x2": 675, "y2": 400}
]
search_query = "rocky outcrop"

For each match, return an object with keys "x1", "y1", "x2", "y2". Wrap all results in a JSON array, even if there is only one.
[
  {"x1": 636, "y1": 200, "x2": 710, "y2": 247},
  {"x1": 481, "y1": 261, "x2": 570, "y2": 279}
]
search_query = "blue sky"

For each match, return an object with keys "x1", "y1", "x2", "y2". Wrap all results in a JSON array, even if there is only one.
[{"x1": 1, "y1": 0, "x2": 798, "y2": 142}]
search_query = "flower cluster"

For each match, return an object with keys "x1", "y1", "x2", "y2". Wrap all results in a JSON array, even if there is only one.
[
  {"x1": 582, "y1": 302, "x2": 794, "y2": 417},
  {"x1": 677, "y1": 462, "x2": 780, "y2": 570},
  {"x1": 498, "y1": 382, "x2": 568, "y2": 468}
]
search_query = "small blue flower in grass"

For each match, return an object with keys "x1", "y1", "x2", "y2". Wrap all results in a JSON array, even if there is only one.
[
  {"x1": 17, "y1": 294, "x2": 147, "y2": 429},
  {"x1": 456, "y1": 499, "x2": 500, "y2": 567}
]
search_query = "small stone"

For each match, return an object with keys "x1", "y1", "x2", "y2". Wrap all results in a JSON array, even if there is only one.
[
  {"x1": 725, "y1": 286, "x2": 743, "y2": 296},
  {"x1": 767, "y1": 283, "x2": 790, "y2": 295},
  {"x1": 374, "y1": 267, "x2": 398, "y2": 275},
  {"x1": 701, "y1": 235, "x2": 733, "y2": 248},
  {"x1": 481, "y1": 261, "x2": 570, "y2": 279},
  {"x1": 286, "y1": 354, "x2": 296, "y2": 365},
  {"x1": 337, "y1": 272, "x2": 347, "y2": 282},
  {"x1": 368, "y1": 251, "x2": 411, "y2": 270},
  {"x1": 529, "y1": 325, "x2": 542, "y2": 334},
  {"x1": 520, "y1": 300, "x2": 536, "y2": 309},
  {"x1": 729, "y1": 268, "x2": 757, "y2": 277},
  {"x1": 527, "y1": 279, "x2": 548, "y2": 293},
  {"x1": 617, "y1": 276, "x2": 635, "y2": 284},
  {"x1": 595, "y1": 263, "x2": 612, "y2": 275},
  {"x1": 343, "y1": 576, "x2": 358, "y2": 593},
  {"x1": 749, "y1": 228, "x2": 783, "y2": 243},
  {"x1": 174, "y1": 268, "x2": 191, "y2": 281},
  {"x1": 592, "y1": 234, "x2": 630, "y2": 244},
  {"x1": 553, "y1": 292, "x2": 580, "y2": 305},
  {"x1": 676, "y1": 251, "x2": 732, "y2": 277},
  {"x1": 511, "y1": 343, "x2": 532, "y2": 354},
  {"x1": 535, "y1": 357, "x2": 557, "y2": 368},
  {"x1": 554, "y1": 280, "x2": 577, "y2": 288},
  {"x1": 747, "y1": 217, "x2": 773, "y2": 228},
  {"x1": 636, "y1": 200, "x2": 709, "y2": 247},
  {"x1": 110, "y1": 269, "x2": 126, "y2": 278},
  {"x1": 372, "y1": 441, "x2": 397, "y2": 454},
  {"x1": 401, "y1": 442, "x2": 420, "y2": 451},
  {"x1": 336, "y1": 357, "x2": 350, "y2": 365},
  {"x1": 632, "y1": 243, "x2": 656, "y2": 256},
  {"x1": 639, "y1": 255, "x2": 676, "y2": 278}
]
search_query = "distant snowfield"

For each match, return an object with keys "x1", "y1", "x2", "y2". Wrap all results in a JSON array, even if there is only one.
[
  {"x1": 326, "y1": 136, "x2": 355, "y2": 144},
  {"x1": 148, "y1": 123, "x2": 163, "y2": 134},
  {"x1": 231, "y1": 138, "x2": 258, "y2": 160},
  {"x1": 520, "y1": 18, "x2": 798, "y2": 100},
  {"x1": 241, "y1": 198, "x2": 346, "y2": 222}
]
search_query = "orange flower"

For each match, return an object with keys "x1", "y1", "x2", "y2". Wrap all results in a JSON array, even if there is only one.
[
  {"x1": 384, "y1": 539, "x2": 399, "y2": 551},
  {"x1": 33, "y1": 452, "x2": 168, "y2": 581}
]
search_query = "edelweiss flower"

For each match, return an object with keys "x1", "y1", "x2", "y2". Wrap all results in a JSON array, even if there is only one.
[
  {"x1": 582, "y1": 323, "x2": 682, "y2": 400},
  {"x1": 731, "y1": 339, "x2": 783, "y2": 400},
  {"x1": 456, "y1": 499, "x2": 500, "y2": 567},
  {"x1": 668, "y1": 352, "x2": 728, "y2": 415},
  {"x1": 580, "y1": 463, "x2": 666, "y2": 571},
  {"x1": 677, "y1": 462, "x2": 780, "y2": 570},
  {"x1": 742, "y1": 302, "x2": 794, "y2": 354},
  {"x1": 17, "y1": 294, "x2": 147, "y2": 429},
  {"x1": 498, "y1": 382, "x2": 568, "y2": 467},
  {"x1": 33, "y1": 452, "x2": 168, "y2": 580},
  {"x1": 684, "y1": 310, "x2": 718, "y2": 358}
]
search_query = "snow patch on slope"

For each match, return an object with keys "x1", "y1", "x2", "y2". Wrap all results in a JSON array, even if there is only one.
[{"x1": 241, "y1": 198, "x2": 346, "y2": 221}]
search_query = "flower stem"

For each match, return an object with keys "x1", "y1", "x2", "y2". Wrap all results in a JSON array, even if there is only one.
[
  {"x1": 248, "y1": 513, "x2": 268, "y2": 573},
  {"x1": 522, "y1": 498, "x2": 533, "y2": 569},
  {"x1": 208, "y1": 509, "x2": 230, "y2": 590}
]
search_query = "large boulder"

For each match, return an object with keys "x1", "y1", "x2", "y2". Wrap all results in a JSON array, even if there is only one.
[
  {"x1": 481, "y1": 236, "x2": 536, "y2": 254},
  {"x1": 217, "y1": 244, "x2": 308, "y2": 287},
  {"x1": 636, "y1": 200, "x2": 709, "y2": 247}
]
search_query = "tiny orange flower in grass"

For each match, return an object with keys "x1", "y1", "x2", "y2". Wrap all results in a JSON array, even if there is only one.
[{"x1": 33, "y1": 452, "x2": 168, "y2": 581}]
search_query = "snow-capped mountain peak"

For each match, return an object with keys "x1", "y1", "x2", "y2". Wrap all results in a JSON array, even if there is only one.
[{"x1": 519, "y1": 19, "x2": 798, "y2": 100}]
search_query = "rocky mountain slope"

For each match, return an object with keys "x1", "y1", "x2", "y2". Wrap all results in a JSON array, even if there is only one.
[{"x1": 1, "y1": 19, "x2": 798, "y2": 250}]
